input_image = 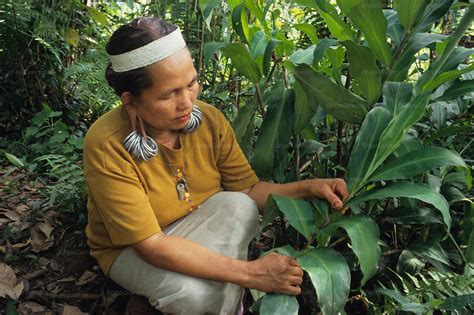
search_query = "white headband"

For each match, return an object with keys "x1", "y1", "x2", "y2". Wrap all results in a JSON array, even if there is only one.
[{"x1": 108, "y1": 27, "x2": 186, "y2": 72}]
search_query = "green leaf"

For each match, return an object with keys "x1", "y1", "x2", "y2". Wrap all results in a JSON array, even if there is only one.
[
  {"x1": 346, "y1": 107, "x2": 392, "y2": 193},
  {"x1": 199, "y1": 0, "x2": 222, "y2": 30},
  {"x1": 408, "y1": 241, "x2": 451, "y2": 271},
  {"x1": 298, "y1": 247, "x2": 350, "y2": 315},
  {"x1": 86, "y1": 7, "x2": 108, "y2": 25},
  {"x1": 260, "y1": 294, "x2": 299, "y2": 315},
  {"x1": 313, "y1": 38, "x2": 337, "y2": 65},
  {"x1": 294, "y1": 64, "x2": 368, "y2": 124},
  {"x1": 263, "y1": 39, "x2": 281, "y2": 76},
  {"x1": 313, "y1": 0, "x2": 355, "y2": 41},
  {"x1": 6, "y1": 298, "x2": 18, "y2": 315},
  {"x1": 440, "y1": 294, "x2": 474, "y2": 311},
  {"x1": 347, "y1": 182, "x2": 451, "y2": 229},
  {"x1": 64, "y1": 28, "x2": 79, "y2": 46},
  {"x1": 369, "y1": 147, "x2": 466, "y2": 181},
  {"x1": 367, "y1": 94, "x2": 430, "y2": 177},
  {"x1": 295, "y1": 23, "x2": 319, "y2": 44},
  {"x1": 311, "y1": 198, "x2": 330, "y2": 228},
  {"x1": 436, "y1": 80, "x2": 474, "y2": 101},
  {"x1": 394, "y1": 0, "x2": 429, "y2": 31},
  {"x1": 232, "y1": 96, "x2": 256, "y2": 151},
  {"x1": 384, "y1": 10, "x2": 404, "y2": 47},
  {"x1": 384, "y1": 207, "x2": 442, "y2": 225},
  {"x1": 5, "y1": 153, "x2": 24, "y2": 168},
  {"x1": 222, "y1": 43, "x2": 262, "y2": 83},
  {"x1": 414, "y1": 0, "x2": 454, "y2": 33},
  {"x1": 390, "y1": 33, "x2": 447, "y2": 82},
  {"x1": 382, "y1": 82, "x2": 413, "y2": 116},
  {"x1": 204, "y1": 41, "x2": 227, "y2": 66},
  {"x1": 393, "y1": 135, "x2": 422, "y2": 158},
  {"x1": 397, "y1": 249, "x2": 425, "y2": 274},
  {"x1": 293, "y1": 81, "x2": 316, "y2": 133},
  {"x1": 417, "y1": 4, "x2": 474, "y2": 93},
  {"x1": 289, "y1": 45, "x2": 316, "y2": 65},
  {"x1": 321, "y1": 215, "x2": 381, "y2": 285},
  {"x1": 232, "y1": 2, "x2": 250, "y2": 43},
  {"x1": 341, "y1": 40, "x2": 381, "y2": 105},
  {"x1": 337, "y1": 0, "x2": 393, "y2": 66},
  {"x1": 249, "y1": 30, "x2": 268, "y2": 60},
  {"x1": 423, "y1": 64, "x2": 474, "y2": 92},
  {"x1": 252, "y1": 87, "x2": 292, "y2": 178},
  {"x1": 266, "y1": 195, "x2": 316, "y2": 241}
]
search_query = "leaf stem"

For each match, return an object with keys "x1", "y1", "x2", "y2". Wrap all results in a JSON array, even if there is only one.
[{"x1": 447, "y1": 230, "x2": 467, "y2": 265}]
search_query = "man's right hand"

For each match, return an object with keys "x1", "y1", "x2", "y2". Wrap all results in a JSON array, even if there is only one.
[{"x1": 242, "y1": 252, "x2": 304, "y2": 295}]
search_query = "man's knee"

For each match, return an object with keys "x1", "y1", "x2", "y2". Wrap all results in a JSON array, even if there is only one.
[{"x1": 149, "y1": 277, "x2": 223, "y2": 314}]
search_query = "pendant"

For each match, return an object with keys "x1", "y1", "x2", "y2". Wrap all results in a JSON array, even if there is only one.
[{"x1": 175, "y1": 168, "x2": 191, "y2": 202}]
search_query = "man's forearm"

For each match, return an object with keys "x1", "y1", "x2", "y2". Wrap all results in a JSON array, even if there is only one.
[{"x1": 134, "y1": 233, "x2": 250, "y2": 286}]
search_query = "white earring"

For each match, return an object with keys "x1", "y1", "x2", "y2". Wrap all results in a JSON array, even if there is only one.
[{"x1": 182, "y1": 105, "x2": 203, "y2": 133}]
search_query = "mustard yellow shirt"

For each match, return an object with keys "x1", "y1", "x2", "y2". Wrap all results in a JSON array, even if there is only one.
[{"x1": 83, "y1": 100, "x2": 259, "y2": 275}]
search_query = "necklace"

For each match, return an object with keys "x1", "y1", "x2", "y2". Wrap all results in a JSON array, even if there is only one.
[{"x1": 174, "y1": 167, "x2": 191, "y2": 202}]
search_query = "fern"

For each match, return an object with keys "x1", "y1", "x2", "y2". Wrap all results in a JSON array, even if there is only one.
[{"x1": 372, "y1": 269, "x2": 474, "y2": 314}]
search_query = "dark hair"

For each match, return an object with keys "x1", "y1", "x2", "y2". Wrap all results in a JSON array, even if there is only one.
[{"x1": 105, "y1": 17, "x2": 177, "y2": 96}]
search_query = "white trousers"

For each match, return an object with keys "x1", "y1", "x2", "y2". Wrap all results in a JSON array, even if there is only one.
[{"x1": 109, "y1": 191, "x2": 260, "y2": 315}]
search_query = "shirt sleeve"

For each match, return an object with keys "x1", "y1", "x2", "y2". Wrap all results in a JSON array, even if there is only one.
[
  {"x1": 216, "y1": 113, "x2": 260, "y2": 191},
  {"x1": 86, "y1": 167, "x2": 161, "y2": 246}
]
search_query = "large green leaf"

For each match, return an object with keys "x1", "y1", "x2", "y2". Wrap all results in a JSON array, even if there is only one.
[
  {"x1": 382, "y1": 82, "x2": 413, "y2": 116},
  {"x1": 440, "y1": 294, "x2": 474, "y2": 311},
  {"x1": 298, "y1": 247, "x2": 350, "y2": 315},
  {"x1": 199, "y1": 0, "x2": 222, "y2": 30},
  {"x1": 222, "y1": 43, "x2": 262, "y2": 83},
  {"x1": 321, "y1": 215, "x2": 381, "y2": 285},
  {"x1": 384, "y1": 207, "x2": 442, "y2": 225},
  {"x1": 260, "y1": 294, "x2": 299, "y2": 315},
  {"x1": 86, "y1": 7, "x2": 108, "y2": 25},
  {"x1": 289, "y1": 45, "x2": 316, "y2": 65},
  {"x1": 231, "y1": 2, "x2": 250, "y2": 43},
  {"x1": 204, "y1": 41, "x2": 227, "y2": 66},
  {"x1": 313, "y1": 0, "x2": 355, "y2": 41},
  {"x1": 268, "y1": 195, "x2": 316, "y2": 241},
  {"x1": 347, "y1": 182, "x2": 451, "y2": 229},
  {"x1": 414, "y1": 0, "x2": 454, "y2": 33},
  {"x1": 369, "y1": 147, "x2": 466, "y2": 181},
  {"x1": 252, "y1": 88, "x2": 292, "y2": 178},
  {"x1": 346, "y1": 107, "x2": 392, "y2": 193},
  {"x1": 293, "y1": 81, "x2": 316, "y2": 133},
  {"x1": 263, "y1": 39, "x2": 281, "y2": 76},
  {"x1": 341, "y1": 40, "x2": 381, "y2": 105},
  {"x1": 393, "y1": 135, "x2": 423, "y2": 158},
  {"x1": 294, "y1": 64, "x2": 368, "y2": 124},
  {"x1": 436, "y1": 80, "x2": 474, "y2": 101},
  {"x1": 397, "y1": 249, "x2": 425, "y2": 274},
  {"x1": 249, "y1": 30, "x2": 268, "y2": 60},
  {"x1": 390, "y1": 33, "x2": 447, "y2": 82},
  {"x1": 407, "y1": 241, "x2": 451, "y2": 271},
  {"x1": 417, "y1": 3, "x2": 474, "y2": 93},
  {"x1": 313, "y1": 38, "x2": 337, "y2": 65},
  {"x1": 337, "y1": 0, "x2": 393, "y2": 66},
  {"x1": 394, "y1": 0, "x2": 429, "y2": 31},
  {"x1": 367, "y1": 94, "x2": 430, "y2": 177},
  {"x1": 384, "y1": 10, "x2": 404, "y2": 48},
  {"x1": 295, "y1": 23, "x2": 319, "y2": 44},
  {"x1": 232, "y1": 98, "x2": 257, "y2": 143},
  {"x1": 423, "y1": 64, "x2": 474, "y2": 91}
]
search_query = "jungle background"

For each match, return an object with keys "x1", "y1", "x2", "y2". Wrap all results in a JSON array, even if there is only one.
[{"x1": 0, "y1": 0, "x2": 473, "y2": 314}]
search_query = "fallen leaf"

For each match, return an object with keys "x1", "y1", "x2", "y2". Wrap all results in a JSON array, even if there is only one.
[
  {"x1": 17, "y1": 301, "x2": 46, "y2": 313},
  {"x1": 46, "y1": 282, "x2": 61, "y2": 294},
  {"x1": 37, "y1": 222, "x2": 54, "y2": 239},
  {"x1": 75, "y1": 270, "x2": 97, "y2": 286},
  {"x1": 0, "y1": 210, "x2": 21, "y2": 221},
  {"x1": 30, "y1": 224, "x2": 54, "y2": 252},
  {"x1": 57, "y1": 276, "x2": 76, "y2": 283},
  {"x1": 0, "y1": 263, "x2": 24, "y2": 300},
  {"x1": 15, "y1": 204, "x2": 29, "y2": 213},
  {"x1": 38, "y1": 257, "x2": 50, "y2": 267},
  {"x1": 60, "y1": 304, "x2": 88, "y2": 315}
]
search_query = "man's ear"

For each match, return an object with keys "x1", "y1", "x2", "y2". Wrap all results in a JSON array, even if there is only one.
[
  {"x1": 121, "y1": 92, "x2": 137, "y2": 130},
  {"x1": 120, "y1": 91, "x2": 134, "y2": 108}
]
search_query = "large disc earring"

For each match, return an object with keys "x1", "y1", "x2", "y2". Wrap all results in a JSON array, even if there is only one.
[
  {"x1": 123, "y1": 114, "x2": 158, "y2": 161},
  {"x1": 182, "y1": 105, "x2": 203, "y2": 133}
]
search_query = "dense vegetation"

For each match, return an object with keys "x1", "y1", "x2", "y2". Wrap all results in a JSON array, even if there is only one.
[{"x1": 1, "y1": 0, "x2": 473, "y2": 313}]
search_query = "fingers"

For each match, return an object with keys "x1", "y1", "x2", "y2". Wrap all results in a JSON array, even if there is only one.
[
  {"x1": 334, "y1": 178, "x2": 349, "y2": 201},
  {"x1": 322, "y1": 185, "x2": 343, "y2": 210}
]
